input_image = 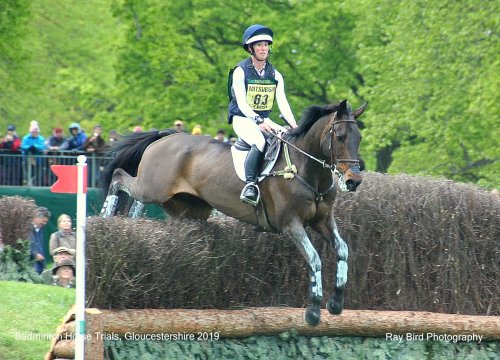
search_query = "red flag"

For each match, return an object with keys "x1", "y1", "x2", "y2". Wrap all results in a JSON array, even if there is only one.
[{"x1": 50, "y1": 165, "x2": 88, "y2": 193}]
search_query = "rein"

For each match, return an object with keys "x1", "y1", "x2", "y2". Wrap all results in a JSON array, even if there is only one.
[{"x1": 264, "y1": 113, "x2": 358, "y2": 201}]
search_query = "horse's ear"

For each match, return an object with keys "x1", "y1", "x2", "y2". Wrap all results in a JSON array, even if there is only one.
[
  {"x1": 353, "y1": 102, "x2": 368, "y2": 119},
  {"x1": 338, "y1": 99, "x2": 349, "y2": 116}
]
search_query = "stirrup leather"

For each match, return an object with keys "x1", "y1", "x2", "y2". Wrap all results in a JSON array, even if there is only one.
[{"x1": 240, "y1": 183, "x2": 261, "y2": 206}]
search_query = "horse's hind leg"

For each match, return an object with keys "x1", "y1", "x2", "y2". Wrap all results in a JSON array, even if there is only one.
[
  {"x1": 312, "y1": 216, "x2": 348, "y2": 315},
  {"x1": 101, "y1": 168, "x2": 135, "y2": 218},
  {"x1": 283, "y1": 218, "x2": 323, "y2": 326},
  {"x1": 128, "y1": 200, "x2": 145, "y2": 218}
]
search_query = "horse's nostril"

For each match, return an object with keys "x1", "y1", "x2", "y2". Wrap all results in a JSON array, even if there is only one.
[{"x1": 346, "y1": 179, "x2": 359, "y2": 192}]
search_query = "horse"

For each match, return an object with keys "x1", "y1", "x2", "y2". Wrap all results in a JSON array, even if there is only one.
[{"x1": 100, "y1": 99, "x2": 366, "y2": 326}]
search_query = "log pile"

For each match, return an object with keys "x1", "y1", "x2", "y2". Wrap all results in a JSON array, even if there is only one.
[{"x1": 47, "y1": 307, "x2": 500, "y2": 360}]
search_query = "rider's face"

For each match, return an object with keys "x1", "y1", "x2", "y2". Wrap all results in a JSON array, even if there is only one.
[{"x1": 251, "y1": 41, "x2": 270, "y2": 61}]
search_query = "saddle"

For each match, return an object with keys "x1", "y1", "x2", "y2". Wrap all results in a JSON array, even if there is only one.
[{"x1": 230, "y1": 133, "x2": 282, "y2": 183}]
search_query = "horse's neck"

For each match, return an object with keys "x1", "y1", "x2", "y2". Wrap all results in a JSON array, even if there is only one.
[{"x1": 291, "y1": 118, "x2": 332, "y2": 185}]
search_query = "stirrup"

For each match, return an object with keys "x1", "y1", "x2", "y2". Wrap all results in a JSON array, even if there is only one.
[{"x1": 240, "y1": 183, "x2": 260, "y2": 206}]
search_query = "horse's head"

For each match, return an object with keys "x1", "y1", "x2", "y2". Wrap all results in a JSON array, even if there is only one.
[{"x1": 324, "y1": 100, "x2": 367, "y2": 192}]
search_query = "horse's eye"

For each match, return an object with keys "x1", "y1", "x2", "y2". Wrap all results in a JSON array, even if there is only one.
[{"x1": 336, "y1": 133, "x2": 346, "y2": 142}]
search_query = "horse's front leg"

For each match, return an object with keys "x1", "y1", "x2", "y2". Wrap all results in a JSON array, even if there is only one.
[
  {"x1": 312, "y1": 215, "x2": 348, "y2": 315},
  {"x1": 283, "y1": 218, "x2": 323, "y2": 326}
]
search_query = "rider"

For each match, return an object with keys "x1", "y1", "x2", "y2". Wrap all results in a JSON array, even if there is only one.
[{"x1": 228, "y1": 24, "x2": 298, "y2": 205}]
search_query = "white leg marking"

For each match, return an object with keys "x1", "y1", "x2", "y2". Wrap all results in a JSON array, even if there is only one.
[
  {"x1": 102, "y1": 195, "x2": 118, "y2": 218},
  {"x1": 333, "y1": 228, "x2": 348, "y2": 287},
  {"x1": 301, "y1": 235, "x2": 323, "y2": 298}
]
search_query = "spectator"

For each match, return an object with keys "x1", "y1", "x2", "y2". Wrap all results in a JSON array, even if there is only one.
[
  {"x1": 173, "y1": 120, "x2": 188, "y2": 133},
  {"x1": 214, "y1": 129, "x2": 228, "y2": 142},
  {"x1": 191, "y1": 124, "x2": 203, "y2": 135},
  {"x1": 49, "y1": 258, "x2": 76, "y2": 288},
  {"x1": 108, "y1": 130, "x2": 119, "y2": 142},
  {"x1": 0, "y1": 125, "x2": 23, "y2": 185},
  {"x1": 46, "y1": 127, "x2": 66, "y2": 151},
  {"x1": 60, "y1": 123, "x2": 87, "y2": 151},
  {"x1": 41, "y1": 246, "x2": 75, "y2": 285},
  {"x1": 21, "y1": 121, "x2": 46, "y2": 155},
  {"x1": 83, "y1": 125, "x2": 106, "y2": 154},
  {"x1": 30, "y1": 207, "x2": 51, "y2": 274},
  {"x1": 0, "y1": 125, "x2": 21, "y2": 152},
  {"x1": 49, "y1": 214, "x2": 76, "y2": 255},
  {"x1": 491, "y1": 189, "x2": 499, "y2": 199},
  {"x1": 133, "y1": 126, "x2": 143, "y2": 132}
]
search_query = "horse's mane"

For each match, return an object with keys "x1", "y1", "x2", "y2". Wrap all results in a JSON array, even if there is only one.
[{"x1": 287, "y1": 103, "x2": 339, "y2": 139}]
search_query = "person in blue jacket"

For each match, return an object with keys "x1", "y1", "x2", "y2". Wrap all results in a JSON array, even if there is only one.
[
  {"x1": 60, "y1": 123, "x2": 87, "y2": 151},
  {"x1": 21, "y1": 121, "x2": 46, "y2": 155},
  {"x1": 30, "y1": 207, "x2": 51, "y2": 274}
]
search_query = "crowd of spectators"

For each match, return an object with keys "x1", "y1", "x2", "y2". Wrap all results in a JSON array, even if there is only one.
[{"x1": 0, "y1": 120, "x2": 236, "y2": 186}]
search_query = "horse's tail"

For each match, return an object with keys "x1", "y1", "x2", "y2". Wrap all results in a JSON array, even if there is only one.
[{"x1": 100, "y1": 129, "x2": 177, "y2": 194}]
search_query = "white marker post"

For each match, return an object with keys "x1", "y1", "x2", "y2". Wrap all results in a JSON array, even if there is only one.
[{"x1": 75, "y1": 155, "x2": 87, "y2": 360}]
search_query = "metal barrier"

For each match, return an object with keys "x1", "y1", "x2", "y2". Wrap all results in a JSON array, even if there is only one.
[{"x1": 0, "y1": 150, "x2": 113, "y2": 188}]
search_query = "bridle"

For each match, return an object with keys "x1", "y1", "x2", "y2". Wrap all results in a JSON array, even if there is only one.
[{"x1": 328, "y1": 112, "x2": 360, "y2": 170}]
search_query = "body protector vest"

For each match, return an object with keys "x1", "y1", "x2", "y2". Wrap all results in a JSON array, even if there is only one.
[{"x1": 227, "y1": 58, "x2": 277, "y2": 124}]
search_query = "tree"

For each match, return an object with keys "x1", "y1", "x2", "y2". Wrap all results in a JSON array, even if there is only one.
[{"x1": 352, "y1": 0, "x2": 499, "y2": 187}]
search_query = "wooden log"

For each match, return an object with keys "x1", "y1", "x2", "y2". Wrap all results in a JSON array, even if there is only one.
[
  {"x1": 85, "y1": 308, "x2": 104, "y2": 360},
  {"x1": 53, "y1": 339, "x2": 75, "y2": 359},
  {"x1": 100, "y1": 308, "x2": 500, "y2": 340}
]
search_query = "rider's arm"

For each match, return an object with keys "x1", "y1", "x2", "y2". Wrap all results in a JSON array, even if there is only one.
[
  {"x1": 232, "y1": 66, "x2": 261, "y2": 121},
  {"x1": 274, "y1": 70, "x2": 297, "y2": 127}
]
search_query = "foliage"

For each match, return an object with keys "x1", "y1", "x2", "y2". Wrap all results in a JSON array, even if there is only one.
[
  {"x1": 0, "y1": 0, "x2": 498, "y2": 187},
  {"x1": 0, "y1": 281, "x2": 75, "y2": 360},
  {"x1": 104, "y1": 334, "x2": 498, "y2": 360},
  {"x1": 351, "y1": 0, "x2": 499, "y2": 187},
  {"x1": 0, "y1": 195, "x2": 37, "y2": 247},
  {"x1": 0, "y1": 239, "x2": 40, "y2": 283}
]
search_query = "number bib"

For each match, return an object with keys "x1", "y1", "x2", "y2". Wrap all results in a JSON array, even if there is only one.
[{"x1": 246, "y1": 79, "x2": 277, "y2": 111}]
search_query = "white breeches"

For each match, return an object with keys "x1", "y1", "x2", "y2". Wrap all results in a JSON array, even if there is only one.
[{"x1": 232, "y1": 115, "x2": 286, "y2": 152}]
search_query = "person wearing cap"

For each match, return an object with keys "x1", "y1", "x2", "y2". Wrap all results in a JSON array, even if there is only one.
[
  {"x1": 48, "y1": 258, "x2": 76, "y2": 288},
  {"x1": 108, "y1": 129, "x2": 120, "y2": 142},
  {"x1": 49, "y1": 214, "x2": 76, "y2": 255},
  {"x1": 0, "y1": 125, "x2": 21, "y2": 152},
  {"x1": 21, "y1": 121, "x2": 46, "y2": 155},
  {"x1": 60, "y1": 122, "x2": 87, "y2": 151},
  {"x1": 83, "y1": 125, "x2": 106, "y2": 154},
  {"x1": 227, "y1": 24, "x2": 298, "y2": 205},
  {"x1": 173, "y1": 120, "x2": 188, "y2": 133},
  {"x1": 46, "y1": 127, "x2": 66, "y2": 151},
  {"x1": 191, "y1": 124, "x2": 203, "y2": 135},
  {"x1": 0, "y1": 125, "x2": 23, "y2": 185},
  {"x1": 40, "y1": 247, "x2": 75, "y2": 284}
]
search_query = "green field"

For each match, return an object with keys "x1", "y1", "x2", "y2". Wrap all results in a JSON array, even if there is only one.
[{"x1": 0, "y1": 281, "x2": 75, "y2": 360}]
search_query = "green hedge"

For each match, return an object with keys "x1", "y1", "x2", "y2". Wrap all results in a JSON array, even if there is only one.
[{"x1": 104, "y1": 334, "x2": 498, "y2": 360}]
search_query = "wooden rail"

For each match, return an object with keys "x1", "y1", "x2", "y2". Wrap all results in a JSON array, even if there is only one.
[{"x1": 46, "y1": 307, "x2": 500, "y2": 360}]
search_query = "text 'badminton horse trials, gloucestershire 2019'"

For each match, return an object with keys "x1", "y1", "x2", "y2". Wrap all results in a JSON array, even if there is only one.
[{"x1": 101, "y1": 99, "x2": 367, "y2": 326}]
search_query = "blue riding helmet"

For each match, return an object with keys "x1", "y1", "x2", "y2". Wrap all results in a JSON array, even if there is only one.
[{"x1": 242, "y1": 24, "x2": 273, "y2": 50}]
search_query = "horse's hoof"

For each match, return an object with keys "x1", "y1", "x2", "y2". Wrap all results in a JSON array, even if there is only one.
[
  {"x1": 304, "y1": 304, "x2": 321, "y2": 326},
  {"x1": 326, "y1": 296, "x2": 344, "y2": 315}
]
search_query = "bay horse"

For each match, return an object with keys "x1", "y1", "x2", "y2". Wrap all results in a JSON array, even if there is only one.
[{"x1": 100, "y1": 99, "x2": 366, "y2": 325}]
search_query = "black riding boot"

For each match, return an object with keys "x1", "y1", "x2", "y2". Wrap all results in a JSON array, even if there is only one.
[{"x1": 240, "y1": 145, "x2": 263, "y2": 205}]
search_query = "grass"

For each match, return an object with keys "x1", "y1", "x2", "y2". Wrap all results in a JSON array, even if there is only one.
[{"x1": 0, "y1": 280, "x2": 75, "y2": 360}]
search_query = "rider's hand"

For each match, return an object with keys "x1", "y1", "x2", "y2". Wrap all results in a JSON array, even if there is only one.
[{"x1": 258, "y1": 118, "x2": 274, "y2": 133}]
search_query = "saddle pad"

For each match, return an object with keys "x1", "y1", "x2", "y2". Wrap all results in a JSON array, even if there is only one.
[{"x1": 231, "y1": 142, "x2": 282, "y2": 182}]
